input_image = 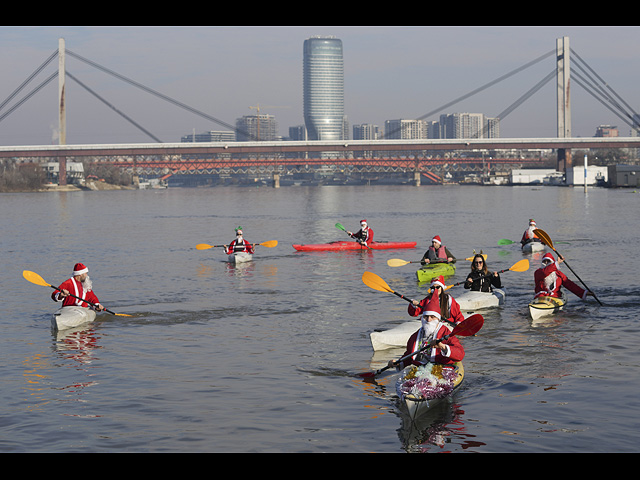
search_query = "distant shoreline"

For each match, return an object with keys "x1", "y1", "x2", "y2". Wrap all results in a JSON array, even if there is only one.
[{"x1": 0, "y1": 181, "x2": 134, "y2": 193}]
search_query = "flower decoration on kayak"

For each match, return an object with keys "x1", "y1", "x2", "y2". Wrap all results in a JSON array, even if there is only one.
[{"x1": 396, "y1": 364, "x2": 457, "y2": 400}]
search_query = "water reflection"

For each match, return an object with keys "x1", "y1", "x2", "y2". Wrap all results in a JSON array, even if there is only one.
[{"x1": 52, "y1": 327, "x2": 103, "y2": 417}]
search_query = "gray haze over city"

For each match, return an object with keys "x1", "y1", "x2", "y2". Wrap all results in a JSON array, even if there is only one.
[{"x1": 1, "y1": 26, "x2": 639, "y2": 146}]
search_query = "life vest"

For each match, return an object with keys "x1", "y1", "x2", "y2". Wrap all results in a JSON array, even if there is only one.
[{"x1": 429, "y1": 244, "x2": 447, "y2": 261}]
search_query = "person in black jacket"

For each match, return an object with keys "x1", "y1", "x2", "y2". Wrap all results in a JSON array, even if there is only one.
[{"x1": 464, "y1": 254, "x2": 502, "y2": 292}]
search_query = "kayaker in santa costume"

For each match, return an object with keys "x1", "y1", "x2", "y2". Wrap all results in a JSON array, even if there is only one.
[
  {"x1": 520, "y1": 218, "x2": 543, "y2": 247},
  {"x1": 347, "y1": 219, "x2": 373, "y2": 247},
  {"x1": 420, "y1": 235, "x2": 456, "y2": 265},
  {"x1": 224, "y1": 227, "x2": 254, "y2": 255},
  {"x1": 389, "y1": 287, "x2": 465, "y2": 370},
  {"x1": 534, "y1": 252, "x2": 595, "y2": 300},
  {"x1": 408, "y1": 275, "x2": 465, "y2": 326},
  {"x1": 51, "y1": 263, "x2": 105, "y2": 311}
]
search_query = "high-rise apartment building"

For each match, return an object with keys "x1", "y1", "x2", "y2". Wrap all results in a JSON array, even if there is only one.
[
  {"x1": 181, "y1": 131, "x2": 235, "y2": 143},
  {"x1": 235, "y1": 114, "x2": 278, "y2": 141},
  {"x1": 439, "y1": 113, "x2": 499, "y2": 139},
  {"x1": 303, "y1": 36, "x2": 346, "y2": 141},
  {"x1": 384, "y1": 119, "x2": 428, "y2": 139},
  {"x1": 353, "y1": 124, "x2": 379, "y2": 140}
]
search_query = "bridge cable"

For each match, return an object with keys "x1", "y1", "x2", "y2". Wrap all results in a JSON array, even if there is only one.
[
  {"x1": 66, "y1": 71, "x2": 163, "y2": 143},
  {"x1": 473, "y1": 69, "x2": 556, "y2": 139},
  {"x1": 384, "y1": 48, "x2": 556, "y2": 138},
  {"x1": 572, "y1": 72, "x2": 637, "y2": 132},
  {"x1": 0, "y1": 71, "x2": 58, "y2": 125},
  {"x1": 65, "y1": 49, "x2": 255, "y2": 140},
  {"x1": 571, "y1": 48, "x2": 639, "y2": 125},
  {"x1": 571, "y1": 58, "x2": 635, "y2": 122},
  {"x1": 0, "y1": 50, "x2": 57, "y2": 115},
  {"x1": 570, "y1": 50, "x2": 639, "y2": 133}
]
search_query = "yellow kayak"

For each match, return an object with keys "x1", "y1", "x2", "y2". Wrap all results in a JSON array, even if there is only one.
[{"x1": 528, "y1": 294, "x2": 567, "y2": 320}]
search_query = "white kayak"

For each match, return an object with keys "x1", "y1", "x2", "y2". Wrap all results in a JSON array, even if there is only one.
[
  {"x1": 455, "y1": 288, "x2": 506, "y2": 311},
  {"x1": 370, "y1": 312, "x2": 480, "y2": 351},
  {"x1": 52, "y1": 306, "x2": 97, "y2": 331},
  {"x1": 522, "y1": 241, "x2": 545, "y2": 253},
  {"x1": 228, "y1": 252, "x2": 252, "y2": 263},
  {"x1": 370, "y1": 321, "x2": 421, "y2": 351}
]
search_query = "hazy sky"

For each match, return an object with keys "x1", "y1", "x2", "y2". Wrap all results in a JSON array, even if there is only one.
[{"x1": 1, "y1": 26, "x2": 639, "y2": 146}]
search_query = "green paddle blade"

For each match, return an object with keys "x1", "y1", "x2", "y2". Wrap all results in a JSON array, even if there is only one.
[{"x1": 498, "y1": 239, "x2": 515, "y2": 245}]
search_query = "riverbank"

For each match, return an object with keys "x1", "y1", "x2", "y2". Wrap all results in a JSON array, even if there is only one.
[{"x1": 12, "y1": 181, "x2": 135, "y2": 193}]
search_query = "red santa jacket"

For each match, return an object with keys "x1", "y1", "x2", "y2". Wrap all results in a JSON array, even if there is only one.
[
  {"x1": 521, "y1": 226, "x2": 541, "y2": 244},
  {"x1": 408, "y1": 292, "x2": 465, "y2": 325},
  {"x1": 353, "y1": 227, "x2": 373, "y2": 244},
  {"x1": 51, "y1": 277, "x2": 100, "y2": 308},
  {"x1": 534, "y1": 263, "x2": 587, "y2": 299},
  {"x1": 225, "y1": 238, "x2": 254, "y2": 254},
  {"x1": 398, "y1": 322, "x2": 465, "y2": 369}
]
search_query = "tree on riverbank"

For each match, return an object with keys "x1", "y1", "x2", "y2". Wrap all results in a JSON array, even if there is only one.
[
  {"x1": 0, "y1": 161, "x2": 45, "y2": 192},
  {"x1": 82, "y1": 160, "x2": 133, "y2": 186}
]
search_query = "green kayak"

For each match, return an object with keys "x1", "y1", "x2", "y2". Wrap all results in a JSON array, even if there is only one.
[{"x1": 416, "y1": 262, "x2": 456, "y2": 283}]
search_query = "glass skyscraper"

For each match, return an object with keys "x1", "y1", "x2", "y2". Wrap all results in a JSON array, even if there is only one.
[{"x1": 303, "y1": 36, "x2": 345, "y2": 141}]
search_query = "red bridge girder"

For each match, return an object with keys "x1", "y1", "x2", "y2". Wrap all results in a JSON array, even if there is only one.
[{"x1": 104, "y1": 157, "x2": 545, "y2": 171}]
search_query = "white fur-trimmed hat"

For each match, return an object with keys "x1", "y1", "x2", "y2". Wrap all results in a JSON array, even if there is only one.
[
  {"x1": 73, "y1": 263, "x2": 88, "y2": 276},
  {"x1": 430, "y1": 275, "x2": 446, "y2": 289}
]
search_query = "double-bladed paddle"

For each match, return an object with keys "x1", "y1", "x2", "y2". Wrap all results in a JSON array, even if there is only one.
[
  {"x1": 445, "y1": 259, "x2": 530, "y2": 289},
  {"x1": 196, "y1": 240, "x2": 278, "y2": 250},
  {"x1": 498, "y1": 238, "x2": 569, "y2": 246},
  {"x1": 357, "y1": 313, "x2": 484, "y2": 379},
  {"x1": 362, "y1": 271, "x2": 417, "y2": 303},
  {"x1": 387, "y1": 253, "x2": 485, "y2": 267},
  {"x1": 534, "y1": 228, "x2": 602, "y2": 305},
  {"x1": 22, "y1": 270, "x2": 132, "y2": 317},
  {"x1": 335, "y1": 222, "x2": 371, "y2": 249}
]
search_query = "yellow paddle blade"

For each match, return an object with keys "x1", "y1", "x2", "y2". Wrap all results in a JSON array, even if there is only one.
[
  {"x1": 196, "y1": 243, "x2": 214, "y2": 250},
  {"x1": 23, "y1": 270, "x2": 52, "y2": 287},
  {"x1": 509, "y1": 259, "x2": 530, "y2": 272},
  {"x1": 533, "y1": 228, "x2": 553, "y2": 248},
  {"x1": 387, "y1": 258, "x2": 410, "y2": 267},
  {"x1": 259, "y1": 240, "x2": 278, "y2": 248},
  {"x1": 362, "y1": 271, "x2": 393, "y2": 293}
]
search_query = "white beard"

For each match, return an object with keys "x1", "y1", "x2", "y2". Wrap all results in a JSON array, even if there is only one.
[
  {"x1": 421, "y1": 318, "x2": 439, "y2": 339},
  {"x1": 82, "y1": 276, "x2": 93, "y2": 292},
  {"x1": 543, "y1": 271, "x2": 557, "y2": 290}
]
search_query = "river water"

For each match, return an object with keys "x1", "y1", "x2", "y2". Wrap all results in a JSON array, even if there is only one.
[{"x1": 1, "y1": 184, "x2": 639, "y2": 452}]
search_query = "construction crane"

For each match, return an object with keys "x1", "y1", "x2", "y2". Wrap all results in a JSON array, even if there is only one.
[{"x1": 248, "y1": 104, "x2": 289, "y2": 141}]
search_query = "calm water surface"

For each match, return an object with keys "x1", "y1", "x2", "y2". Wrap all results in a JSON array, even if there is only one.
[{"x1": 1, "y1": 184, "x2": 639, "y2": 452}]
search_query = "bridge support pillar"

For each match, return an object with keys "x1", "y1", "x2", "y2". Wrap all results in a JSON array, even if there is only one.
[
  {"x1": 556, "y1": 36, "x2": 571, "y2": 174},
  {"x1": 557, "y1": 148, "x2": 572, "y2": 173},
  {"x1": 273, "y1": 173, "x2": 280, "y2": 188},
  {"x1": 414, "y1": 171, "x2": 421, "y2": 186}
]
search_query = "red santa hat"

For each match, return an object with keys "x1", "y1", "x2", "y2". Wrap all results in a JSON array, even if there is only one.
[
  {"x1": 432, "y1": 235, "x2": 442, "y2": 244},
  {"x1": 541, "y1": 252, "x2": 555, "y2": 265},
  {"x1": 529, "y1": 219, "x2": 536, "y2": 226},
  {"x1": 73, "y1": 263, "x2": 88, "y2": 276},
  {"x1": 360, "y1": 219, "x2": 367, "y2": 225},
  {"x1": 431, "y1": 275, "x2": 446, "y2": 290},
  {"x1": 423, "y1": 288, "x2": 442, "y2": 320}
]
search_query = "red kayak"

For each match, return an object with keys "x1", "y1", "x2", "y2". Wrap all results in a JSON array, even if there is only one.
[{"x1": 292, "y1": 241, "x2": 417, "y2": 251}]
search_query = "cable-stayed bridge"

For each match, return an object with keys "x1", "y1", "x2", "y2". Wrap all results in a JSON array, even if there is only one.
[{"x1": 1, "y1": 36, "x2": 639, "y2": 185}]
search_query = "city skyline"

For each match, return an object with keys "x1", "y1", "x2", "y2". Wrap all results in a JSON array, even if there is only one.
[{"x1": 1, "y1": 26, "x2": 639, "y2": 146}]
